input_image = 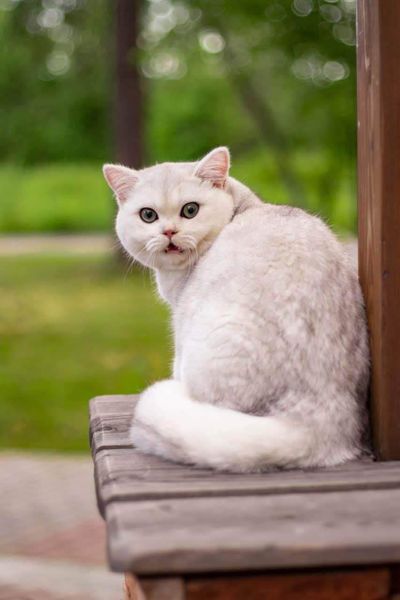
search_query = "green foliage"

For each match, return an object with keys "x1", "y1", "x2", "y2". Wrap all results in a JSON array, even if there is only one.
[
  {"x1": 0, "y1": 254, "x2": 170, "y2": 451},
  {"x1": 0, "y1": 163, "x2": 112, "y2": 232},
  {"x1": 0, "y1": 0, "x2": 357, "y2": 230},
  {"x1": 147, "y1": 59, "x2": 258, "y2": 162},
  {"x1": 0, "y1": 0, "x2": 112, "y2": 164},
  {"x1": 144, "y1": 0, "x2": 356, "y2": 161},
  {"x1": 1, "y1": 0, "x2": 356, "y2": 164},
  {"x1": 232, "y1": 149, "x2": 357, "y2": 233}
]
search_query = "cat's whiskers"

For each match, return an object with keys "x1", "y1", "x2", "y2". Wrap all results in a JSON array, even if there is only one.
[
  {"x1": 180, "y1": 235, "x2": 199, "y2": 265},
  {"x1": 145, "y1": 234, "x2": 199, "y2": 268},
  {"x1": 144, "y1": 242, "x2": 165, "y2": 270},
  {"x1": 177, "y1": 234, "x2": 195, "y2": 245},
  {"x1": 190, "y1": 247, "x2": 199, "y2": 269},
  {"x1": 124, "y1": 256, "x2": 137, "y2": 279},
  {"x1": 146, "y1": 237, "x2": 166, "y2": 254},
  {"x1": 176, "y1": 235, "x2": 197, "y2": 252},
  {"x1": 171, "y1": 234, "x2": 199, "y2": 270},
  {"x1": 111, "y1": 238, "x2": 139, "y2": 279},
  {"x1": 122, "y1": 244, "x2": 149, "y2": 279}
]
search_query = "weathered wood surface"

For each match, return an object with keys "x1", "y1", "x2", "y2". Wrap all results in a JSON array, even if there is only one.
[
  {"x1": 185, "y1": 568, "x2": 390, "y2": 600},
  {"x1": 90, "y1": 396, "x2": 400, "y2": 575},
  {"x1": 95, "y1": 447, "x2": 400, "y2": 507},
  {"x1": 106, "y1": 488, "x2": 400, "y2": 573},
  {"x1": 90, "y1": 395, "x2": 138, "y2": 454},
  {"x1": 357, "y1": 0, "x2": 400, "y2": 459},
  {"x1": 91, "y1": 396, "x2": 400, "y2": 508}
]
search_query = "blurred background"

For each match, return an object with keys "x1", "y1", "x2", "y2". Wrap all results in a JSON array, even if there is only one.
[
  {"x1": 0, "y1": 0, "x2": 357, "y2": 595},
  {"x1": 1, "y1": 0, "x2": 357, "y2": 454}
]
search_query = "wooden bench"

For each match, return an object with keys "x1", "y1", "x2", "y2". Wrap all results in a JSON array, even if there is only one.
[
  {"x1": 90, "y1": 2, "x2": 400, "y2": 597},
  {"x1": 90, "y1": 395, "x2": 400, "y2": 599}
]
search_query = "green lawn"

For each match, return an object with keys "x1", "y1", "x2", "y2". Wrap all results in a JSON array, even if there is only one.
[
  {"x1": 0, "y1": 254, "x2": 170, "y2": 452},
  {"x1": 0, "y1": 154, "x2": 357, "y2": 235},
  {"x1": 0, "y1": 163, "x2": 112, "y2": 233}
]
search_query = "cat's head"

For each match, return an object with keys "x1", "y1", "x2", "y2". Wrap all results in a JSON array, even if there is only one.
[{"x1": 103, "y1": 147, "x2": 234, "y2": 270}]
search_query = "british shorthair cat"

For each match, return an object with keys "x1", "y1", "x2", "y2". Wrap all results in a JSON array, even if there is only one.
[{"x1": 103, "y1": 147, "x2": 369, "y2": 472}]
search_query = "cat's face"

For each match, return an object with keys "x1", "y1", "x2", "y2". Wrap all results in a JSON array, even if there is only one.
[{"x1": 103, "y1": 148, "x2": 234, "y2": 271}]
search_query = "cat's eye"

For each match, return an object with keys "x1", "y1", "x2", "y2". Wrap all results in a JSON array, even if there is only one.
[
  {"x1": 181, "y1": 202, "x2": 199, "y2": 219},
  {"x1": 140, "y1": 208, "x2": 158, "y2": 223}
]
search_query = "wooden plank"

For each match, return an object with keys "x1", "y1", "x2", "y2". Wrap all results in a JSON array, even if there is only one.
[
  {"x1": 89, "y1": 395, "x2": 137, "y2": 429},
  {"x1": 105, "y1": 488, "x2": 400, "y2": 574},
  {"x1": 94, "y1": 449, "x2": 178, "y2": 517},
  {"x1": 90, "y1": 395, "x2": 137, "y2": 514},
  {"x1": 357, "y1": 0, "x2": 400, "y2": 459},
  {"x1": 94, "y1": 448, "x2": 400, "y2": 507},
  {"x1": 89, "y1": 395, "x2": 138, "y2": 454},
  {"x1": 185, "y1": 568, "x2": 390, "y2": 600}
]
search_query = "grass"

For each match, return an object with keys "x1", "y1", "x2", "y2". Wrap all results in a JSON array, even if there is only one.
[
  {"x1": 0, "y1": 153, "x2": 357, "y2": 235},
  {"x1": 0, "y1": 163, "x2": 112, "y2": 233},
  {"x1": 0, "y1": 253, "x2": 170, "y2": 452}
]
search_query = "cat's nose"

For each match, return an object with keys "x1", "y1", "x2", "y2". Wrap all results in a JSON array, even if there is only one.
[{"x1": 163, "y1": 229, "x2": 177, "y2": 239}]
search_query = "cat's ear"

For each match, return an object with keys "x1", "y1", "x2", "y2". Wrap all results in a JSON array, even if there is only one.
[
  {"x1": 194, "y1": 147, "x2": 230, "y2": 189},
  {"x1": 102, "y1": 164, "x2": 139, "y2": 206}
]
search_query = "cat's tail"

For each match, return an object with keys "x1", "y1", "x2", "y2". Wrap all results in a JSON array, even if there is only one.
[{"x1": 131, "y1": 380, "x2": 338, "y2": 472}]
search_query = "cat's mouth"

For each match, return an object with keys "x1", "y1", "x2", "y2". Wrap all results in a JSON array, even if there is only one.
[{"x1": 164, "y1": 242, "x2": 184, "y2": 254}]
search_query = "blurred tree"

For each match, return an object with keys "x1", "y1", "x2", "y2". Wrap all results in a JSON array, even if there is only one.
[
  {"x1": 0, "y1": 0, "x2": 358, "y2": 228},
  {"x1": 115, "y1": 0, "x2": 144, "y2": 168},
  {"x1": 0, "y1": 0, "x2": 356, "y2": 169},
  {"x1": 141, "y1": 0, "x2": 356, "y2": 206}
]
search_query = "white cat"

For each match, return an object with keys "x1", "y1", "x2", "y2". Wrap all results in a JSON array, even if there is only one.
[{"x1": 103, "y1": 147, "x2": 369, "y2": 472}]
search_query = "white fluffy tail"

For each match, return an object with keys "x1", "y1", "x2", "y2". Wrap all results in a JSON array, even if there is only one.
[{"x1": 131, "y1": 380, "x2": 318, "y2": 472}]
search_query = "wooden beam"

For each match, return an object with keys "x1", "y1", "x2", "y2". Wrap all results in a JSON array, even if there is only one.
[
  {"x1": 107, "y1": 489, "x2": 400, "y2": 573},
  {"x1": 185, "y1": 569, "x2": 390, "y2": 600},
  {"x1": 357, "y1": 0, "x2": 400, "y2": 459},
  {"x1": 124, "y1": 574, "x2": 185, "y2": 600},
  {"x1": 125, "y1": 569, "x2": 392, "y2": 600}
]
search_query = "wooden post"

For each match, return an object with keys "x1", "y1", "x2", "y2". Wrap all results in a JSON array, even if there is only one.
[{"x1": 357, "y1": 1, "x2": 400, "y2": 459}]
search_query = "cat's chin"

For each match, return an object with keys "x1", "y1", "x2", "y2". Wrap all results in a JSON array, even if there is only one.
[
  {"x1": 128, "y1": 248, "x2": 193, "y2": 271},
  {"x1": 155, "y1": 250, "x2": 193, "y2": 271},
  {"x1": 155, "y1": 239, "x2": 212, "y2": 271}
]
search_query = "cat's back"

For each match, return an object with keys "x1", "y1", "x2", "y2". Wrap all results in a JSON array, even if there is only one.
[
  {"x1": 197, "y1": 202, "x2": 351, "y2": 291},
  {"x1": 176, "y1": 202, "x2": 367, "y2": 417},
  {"x1": 178, "y1": 202, "x2": 360, "y2": 336},
  {"x1": 223, "y1": 203, "x2": 336, "y2": 256}
]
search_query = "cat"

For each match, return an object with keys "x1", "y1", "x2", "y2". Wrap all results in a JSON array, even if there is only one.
[{"x1": 103, "y1": 147, "x2": 370, "y2": 472}]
